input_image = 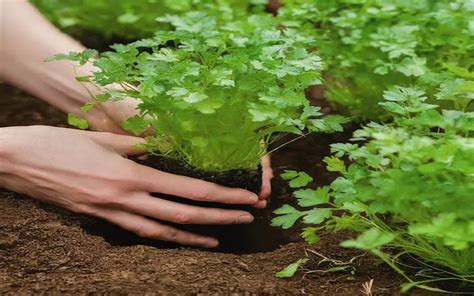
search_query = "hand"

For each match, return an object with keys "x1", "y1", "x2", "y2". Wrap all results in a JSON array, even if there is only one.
[
  {"x1": 0, "y1": 126, "x2": 260, "y2": 248},
  {"x1": 254, "y1": 155, "x2": 273, "y2": 208},
  {"x1": 85, "y1": 98, "x2": 274, "y2": 203},
  {"x1": 84, "y1": 97, "x2": 140, "y2": 135}
]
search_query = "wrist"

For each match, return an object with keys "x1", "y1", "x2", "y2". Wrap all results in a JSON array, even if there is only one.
[{"x1": 0, "y1": 127, "x2": 15, "y2": 175}]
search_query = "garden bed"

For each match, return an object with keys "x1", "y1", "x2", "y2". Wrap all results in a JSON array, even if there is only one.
[{"x1": 0, "y1": 82, "x2": 435, "y2": 295}]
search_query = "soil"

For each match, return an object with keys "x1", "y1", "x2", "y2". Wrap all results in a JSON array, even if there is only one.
[
  {"x1": 1, "y1": 82, "x2": 439, "y2": 295},
  {"x1": 137, "y1": 155, "x2": 263, "y2": 196},
  {"x1": 134, "y1": 155, "x2": 276, "y2": 254}
]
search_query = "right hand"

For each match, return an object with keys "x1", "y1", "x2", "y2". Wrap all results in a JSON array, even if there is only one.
[{"x1": 0, "y1": 126, "x2": 259, "y2": 248}]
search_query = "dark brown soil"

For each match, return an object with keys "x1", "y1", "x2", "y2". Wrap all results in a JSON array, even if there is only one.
[
  {"x1": 134, "y1": 155, "x2": 279, "y2": 254},
  {"x1": 0, "y1": 82, "x2": 419, "y2": 295},
  {"x1": 138, "y1": 155, "x2": 263, "y2": 196}
]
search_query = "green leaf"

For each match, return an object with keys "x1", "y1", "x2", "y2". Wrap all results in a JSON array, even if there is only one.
[
  {"x1": 67, "y1": 114, "x2": 89, "y2": 130},
  {"x1": 46, "y1": 49, "x2": 97, "y2": 65},
  {"x1": 289, "y1": 172, "x2": 314, "y2": 188},
  {"x1": 272, "y1": 205, "x2": 304, "y2": 229},
  {"x1": 195, "y1": 99, "x2": 224, "y2": 114},
  {"x1": 183, "y1": 92, "x2": 208, "y2": 104},
  {"x1": 321, "y1": 115, "x2": 349, "y2": 132},
  {"x1": 248, "y1": 103, "x2": 280, "y2": 122},
  {"x1": 250, "y1": 60, "x2": 264, "y2": 70},
  {"x1": 80, "y1": 103, "x2": 95, "y2": 112},
  {"x1": 294, "y1": 187, "x2": 330, "y2": 207},
  {"x1": 301, "y1": 227, "x2": 320, "y2": 244},
  {"x1": 302, "y1": 105, "x2": 322, "y2": 119},
  {"x1": 444, "y1": 63, "x2": 474, "y2": 79},
  {"x1": 281, "y1": 170, "x2": 299, "y2": 180},
  {"x1": 75, "y1": 76, "x2": 92, "y2": 82},
  {"x1": 396, "y1": 57, "x2": 426, "y2": 77},
  {"x1": 303, "y1": 208, "x2": 332, "y2": 225},
  {"x1": 122, "y1": 116, "x2": 149, "y2": 135},
  {"x1": 98, "y1": 90, "x2": 127, "y2": 102},
  {"x1": 324, "y1": 157, "x2": 346, "y2": 173},
  {"x1": 167, "y1": 87, "x2": 188, "y2": 98},
  {"x1": 378, "y1": 102, "x2": 406, "y2": 115},
  {"x1": 281, "y1": 171, "x2": 314, "y2": 188},
  {"x1": 150, "y1": 48, "x2": 179, "y2": 62},
  {"x1": 275, "y1": 258, "x2": 308, "y2": 278},
  {"x1": 340, "y1": 228, "x2": 395, "y2": 250},
  {"x1": 341, "y1": 202, "x2": 366, "y2": 213}
]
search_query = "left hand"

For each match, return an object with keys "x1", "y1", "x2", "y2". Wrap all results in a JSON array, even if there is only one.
[
  {"x1": 2, "y1": 0, "x2": 274, "y2": 209},
  {"x1": 84, "y1": 97, "x2": 140, "y2": 135},
  {"x1": 87, "y1": 99, "x2": 274, "y2": 207}
]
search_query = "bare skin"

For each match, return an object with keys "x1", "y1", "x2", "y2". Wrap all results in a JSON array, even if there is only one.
[
  {"x1": 0, "y1": 0, "x2": 137, "y2": 134},
  {"x1": 0, "y1": 1, "x2": 273, "y2": 247}
]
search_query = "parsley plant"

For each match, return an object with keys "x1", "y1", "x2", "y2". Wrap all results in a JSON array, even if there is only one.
[
  {"x1": 273, "y1": 75, "x2": 474, "y2": 289},
  {"x1": 278, "y1": 0, "x2": 474, "y2": 120},
  {"x1": 52, "y1": 12, "x2": 346, "y2": 171},
  {"x1": 31, "y1": 0, "x2": 266, "y2": 42}
]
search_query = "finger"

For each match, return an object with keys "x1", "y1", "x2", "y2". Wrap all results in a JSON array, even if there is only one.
[
  {"x1": 259, "y1": 155, "x2": 273, "y2": 200},
  {"x1": 97, "y1": 208, "x2": 219, "y2": 248},
  {"x1": 252, "y1": 199, "x2": 267, "y2": 209},
  {"x1": 84, "y1": 111, "x2": 129, "y2": 135},
  {"x1": 121, "y1": 193, "x2": 254, "y2": 225},
  {"x1": 261, "y1": 154, "x2": 272, "y2": 170},
  {"x1": 259, "y1": 180, "x2": 271, "y2": 200},
  {"x1": 89, "y1": 131, "x2": 147, "y2": 155},
  {"x1": 135, "y1": 165, "x2": 258, "y2": 205}
]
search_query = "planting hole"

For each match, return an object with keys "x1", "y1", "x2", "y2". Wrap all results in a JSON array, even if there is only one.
[
  {"x1": 80, "y1": 183, "x2": 297, "y2": 254},
  {"x1": 79, "y1": 156, "x2": 299, "y2": 254}
]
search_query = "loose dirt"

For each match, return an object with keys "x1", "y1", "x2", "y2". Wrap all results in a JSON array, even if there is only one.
[{"x1": 0, "y1": 83, "x2": 412, "y2": 295}]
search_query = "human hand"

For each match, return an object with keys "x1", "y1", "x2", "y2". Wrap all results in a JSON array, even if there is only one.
[
  {"x1": 82, "y1": 97, "x2": 141, "y2": 135},
  {"x1": 0, "y1": 126, "x2": 261, "y2": 248},
  {"x1": 254, "y1": 155, "x2": 273, "y2": 208},
  {"x1": 84, "y1": 99, "x2": 274, "y2": 202}
]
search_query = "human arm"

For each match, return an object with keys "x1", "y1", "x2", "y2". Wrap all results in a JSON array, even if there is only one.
[
  {"x1": 0, "y1": 125, "x2": 263, "y2": 247},
  {"x1": 0, "y1": 0, "x2": 134, "y2": 134},
  {"x1": 0, "y1": 0, "x2": 272, "y2": 202}
]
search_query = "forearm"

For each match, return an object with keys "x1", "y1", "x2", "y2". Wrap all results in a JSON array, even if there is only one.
[{"x1": 0, "y1": 0, "x2": 93, "y2": 115}]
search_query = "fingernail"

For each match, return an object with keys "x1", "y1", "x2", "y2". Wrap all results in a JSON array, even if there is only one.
[
  {"x1": 238, "y1": 214, "x2": 254, "y2": 224},
  {"x1": 257, "y1": 200, "x2": 267, "y2": 209},
  {"x1": 248, "y1": 193, "x2": 259, "y2": 203},
  {"x1": 203, "y1": 239, "x2": 219, "y2": 248}
]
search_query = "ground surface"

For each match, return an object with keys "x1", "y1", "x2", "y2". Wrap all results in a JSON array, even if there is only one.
[{"x1": 0, "y1": 83, "x2": 416, "y2": 295}]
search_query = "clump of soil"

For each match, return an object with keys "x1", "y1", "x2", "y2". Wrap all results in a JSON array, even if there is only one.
[
  {"x1": 133, "y1": 155, "x2": 275, "y2": 254},
  {"x1": 0, "y1": 83, "x2": 410, "y2": 295},
  {"x1": 137, "y1": 155, "x2": 262, "y2": 197}
]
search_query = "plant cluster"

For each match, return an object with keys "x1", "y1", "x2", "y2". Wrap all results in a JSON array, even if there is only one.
[
  {"x1": 53, "y1": 12, "x2": 347, "y2": 172},
  {"x1": 42, "y1": 0, "x2": 474, "y2": 291},
  {"x1": 31, "y1": 0, "x2": 266, "y2": 42},
  {"x1": 278, "y1": 0, "x2": 474, "y2": 120},
  {"x1": 273, "y1": 69, "x2": 474, "y2": 290}
]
